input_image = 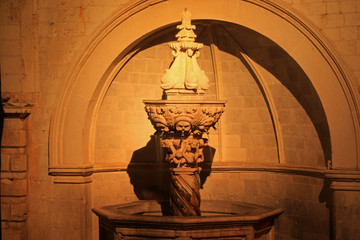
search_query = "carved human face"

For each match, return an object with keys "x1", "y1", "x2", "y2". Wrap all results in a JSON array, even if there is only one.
[{"x1": 176, "y1": 120, "x2": 191, "y2": 132}]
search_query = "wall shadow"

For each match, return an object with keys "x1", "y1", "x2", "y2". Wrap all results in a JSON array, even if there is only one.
[
  {"x1": 319, "y1": 178, "x2": 334, "y2": 240},
  {"x1": 127, "y1": 134, "x2": 215, "y2": 215},
  {"x1": 210, "y1": 21, "x2": 331, "y2": 165}
]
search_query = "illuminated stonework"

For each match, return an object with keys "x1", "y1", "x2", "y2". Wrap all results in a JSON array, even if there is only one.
[
  {"x1": 144, "y1": 101, "x2": 225, "y2": 135},
  {"x1": 144, "y1": 10, "x2": 226, "y2": 216},
  {"x1": 144, "y1": 100, "x2": 225, "y2": 167},
  {"x1": 160, "y1": 9, "x2": 209, "y2": 94}
]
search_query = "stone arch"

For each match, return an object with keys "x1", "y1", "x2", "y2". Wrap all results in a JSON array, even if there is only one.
[{"x1": 49, "y1": 0, "x2": 360, "y2": 176}]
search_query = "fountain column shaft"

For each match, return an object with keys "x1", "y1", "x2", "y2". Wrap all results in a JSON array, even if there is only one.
[{"x1": 169, "y1": 167, "x2": 201, "y2": 216}]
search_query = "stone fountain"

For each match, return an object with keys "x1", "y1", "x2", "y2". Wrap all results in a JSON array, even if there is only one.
[
  {"x1": 143, "y1": 9, "x2": 225, "y2": 216},
  {"x1": 93, "y1": 10, "x2": 282, "y2": 240}
]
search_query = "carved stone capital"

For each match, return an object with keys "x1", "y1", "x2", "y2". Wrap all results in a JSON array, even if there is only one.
[{"x1": 144, "y1": 100, "x2": 226, "y2": 134}]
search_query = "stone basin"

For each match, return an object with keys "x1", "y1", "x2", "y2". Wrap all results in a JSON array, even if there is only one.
[{"x1": 93, "y1": 200, "x2": 283, "y2": 240}]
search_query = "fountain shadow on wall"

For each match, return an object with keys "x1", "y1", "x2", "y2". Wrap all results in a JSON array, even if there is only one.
[{"x1": 127, "y1": 135, "x2": 215, "y2": 215}]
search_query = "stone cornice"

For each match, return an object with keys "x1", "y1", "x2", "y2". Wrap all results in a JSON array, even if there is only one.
[
  {"x1": 325, "y1": 169, "x2": 360, "y2": 191},
  {"x1": 52, "y1": 176, "x2": 93, "y2": 184},
  {"x1": 49, "y1": 163, "x2": 360, "y2": 188},
  {"x1": 49, "y1": 165, "x2": 94, "y2": 176},
  {"x1": 49, "y1": 165, "x2": 94, "y2": 184},
  {"x1": 49, "y1": 162, "x2": 358, "y2": 177},
  {"x1": 325, "y1": 169, "x2": 360, "y2": 181},
  {"x1": 2, "y1": 102, "x2": 33, "y2": 119}
]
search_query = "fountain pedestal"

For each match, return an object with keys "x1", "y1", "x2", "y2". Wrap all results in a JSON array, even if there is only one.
[
  {"x1": 144, "y1": 100, "x2": 225, "y2": 216},
  {"x1": 93, "y1": 200, "x2": 283, "y2": 240}
]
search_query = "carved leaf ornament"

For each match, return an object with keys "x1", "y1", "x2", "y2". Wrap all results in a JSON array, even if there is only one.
[{"x1": 144, "y1": 104, "x2": 225, "y2": 134}]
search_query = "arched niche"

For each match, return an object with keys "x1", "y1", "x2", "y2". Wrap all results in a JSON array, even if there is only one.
[{"x1": 49, "y1": 0, "x2": 360, "y2": 177}]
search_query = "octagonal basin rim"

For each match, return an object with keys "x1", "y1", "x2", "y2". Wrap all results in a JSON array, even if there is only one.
[{"x1": 92, "y1": 200, "x2": 283, "y2": 226}]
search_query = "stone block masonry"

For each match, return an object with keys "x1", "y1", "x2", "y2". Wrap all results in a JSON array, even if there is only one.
[
  {"x1": 1, "y1": 107, "x2": 31, "y2": 240},
  {"x1": 1, "y1": 0, "x2": 360, "y2": 239},
  {"x1": 201, "y1": 171, "x2": 330, "y2": 240}
]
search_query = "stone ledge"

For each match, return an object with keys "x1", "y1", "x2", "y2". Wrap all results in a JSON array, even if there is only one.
[
  {"x1": 52, "y1": 176, "x2": 93, "y2": 184},
  {"x1": 325, "y1": 169, "x2": 360, "y2": 181},
  {"x1": 2, "y1": 102, "x2": 33, "y2": 119},
  {"x1": 325, "y1": 169, "x2": 360, "y2": 191},
  {"x1": 48, "y1": 165, "x2": 94, "y2": 177},
  {"x1": 49, "y1": 162, "x2": 360, "y2": 186},
  {"x1": 330, "y1": 181, "x2": 360, "y2": 191}
]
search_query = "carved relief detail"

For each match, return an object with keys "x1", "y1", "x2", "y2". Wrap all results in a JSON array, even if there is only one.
[
  {"x1": 144, "y1": 102, "x2": 225, "y2": 168},
  {"x1": 162, "y1": 134, "x2": 206, "y2": 167},
  {"x1": 144, "y1": 104, "x2": 225, "y2": 134},
  {"x1": 160, "y1": 9, "x2": 209, "y2": 94}
]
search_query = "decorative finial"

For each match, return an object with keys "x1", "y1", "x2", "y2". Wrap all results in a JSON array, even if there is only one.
[
  {"x1": 175, "y1": 9, "x2": 196, "y2": 42},
  {"x1": 160, "y1": 9, "x2": 209, "y2": 95}
]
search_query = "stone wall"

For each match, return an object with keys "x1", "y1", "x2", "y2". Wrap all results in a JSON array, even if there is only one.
[
  {"x1": 202, "y1": 171, "x2": 330, "y2": 240},
  {"x1": 1, "y1": 0, "x2": 359, "y2": 240},
  {"x1": 91, "y1": 170, "x2": 330, "y2": 239},
  {"x1": 95, "y1": 22, "x2": 327, "y2": 168},
  {"x1": 1, "y1": 108, "x2": 31, "y2": 240},
  {"x1": 89, "y1": 21, "x2": 336, "y2": 239},
  {"x1": 288, "y1": 0, "x2": 360, "y2": 86}
]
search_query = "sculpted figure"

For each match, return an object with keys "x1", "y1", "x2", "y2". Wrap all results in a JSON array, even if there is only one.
[
  {"x1": 162, "y1": 133, "x2": 205, "y2": 168},
  {"x1": 182, "y1": 136, "x2": 205, "y2": 166},
  {"x1": 161, "y1": 9, "x2": 209, "y2": 94}
]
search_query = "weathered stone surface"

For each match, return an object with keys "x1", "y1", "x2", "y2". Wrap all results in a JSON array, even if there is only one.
[
  {"x1": 169, "y1": 168, "x2": 201, "y2": 216},
  {"x1": 10, "y1": 155, "x2": 27, "y2": 172},
  {"x1": 1, "y1": 178, "x2": 27, "y2": 197},
  {"x1": 161, "y1": 9, "x2": 209, "y2": 95},
  {"x1": 143, "y1": 11, "x2": 226, "y2": 217},
  {"x1": 1, "y1": 0, "x2": 360, "y2": 239},
  {"x1": 93, "y1": 200, "x2": 282, "y2": 240},
  {"x1": 334, "y1": 189, "x2": 360, "y2": 240}
]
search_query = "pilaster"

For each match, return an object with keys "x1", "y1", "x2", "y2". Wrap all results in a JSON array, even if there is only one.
[
  {"x1": 326, "y1": 170, "x2": 360, "y2": 239},
  {"x1": 1, "y1": 100, "x2": 32, "y2": 240}
]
